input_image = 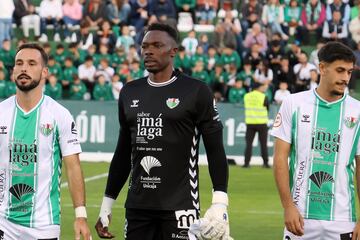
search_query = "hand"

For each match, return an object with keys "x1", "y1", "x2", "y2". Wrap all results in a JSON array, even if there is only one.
[
  {"x1": 284, "y1": 204, "x2": 304, "y2": 236},
  {"x1": 95, "y1": 216, "x2": 115, "y2": 239},
  {"x1": 201, "y1": 191, "x2": 229, "y2": 239},
  {"x1": 95, "y1": 196, "x2": 115, "y2": 239},
  {"x1": 352, "y1": 221, "x2": 360, "y2": 240},
  {"x1": 74, "y1": 218, "x2": 92, "y2": 240}
]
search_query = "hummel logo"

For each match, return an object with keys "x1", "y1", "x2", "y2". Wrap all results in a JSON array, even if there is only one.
[
  {"x1": 0, "y1": 126, "x2": 7, "y2": 135},
  {"x1": 301, "y1": 114, "x2": 310, "y2": 123},
  {"x1": 131, "y1": 100, "x2": 139, "y2": 108}
]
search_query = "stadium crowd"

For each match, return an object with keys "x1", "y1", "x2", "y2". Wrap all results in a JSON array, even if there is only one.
[{"x1": 0, "y1": 0, "x2": 359, "y2": 102}]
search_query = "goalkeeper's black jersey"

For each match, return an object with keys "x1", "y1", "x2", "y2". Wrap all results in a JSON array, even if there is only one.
[{"x1": 117, "y1": 70, "x2": 223, "y2": 211}]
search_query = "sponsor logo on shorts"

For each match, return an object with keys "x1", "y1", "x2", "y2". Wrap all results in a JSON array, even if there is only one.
[
  {"x1": 175, "y1": 210, "x2": 197, "y2": 229},
  {"x1": 340, "y1": 232, "x2": 352, "y2": 240},
  {"x1": 171, "y1": 229, "x2": 189, "y2": 239}
]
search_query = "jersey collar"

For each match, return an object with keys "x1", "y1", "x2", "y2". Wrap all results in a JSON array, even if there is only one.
[
  {"x1": 313, "y1": 88, "x2": 346, "y2": 106},
  {"x1": 147, "y1": 70, "x2": 178, "y2": 87},
  {"x1": 15, "y1": 94, "x2": 45, "y2": 115}
]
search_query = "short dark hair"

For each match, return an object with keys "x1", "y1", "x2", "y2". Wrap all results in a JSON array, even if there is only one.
[
  {"x1": 145, "y1": 23, "x2": 179, "y2": 44},
  {"x1": 16, "y1": 43, "x2": 48, "y2": 66},
  {"x1": 318, "y1": 41, "x2": 356, "y2": 64}
]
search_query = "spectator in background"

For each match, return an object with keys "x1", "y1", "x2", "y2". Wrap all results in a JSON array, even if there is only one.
[
  {"x1": 243, "y1": 43, "x2": 266, "y2": 70},
  {"x1": 111, "y1": 74, "x2": 123, "y2": 99},
  {"x1": 283, "y1": 0, "x2": 301, "y2": 38},
  {"x1": 286, "y1": 41, "x2": 303, "y2": 68},
  {"x1": 228, "y1": 79, "x2": 247, "y2": 104},
  {"x1": 0, "y1": 70, "x2": 7, "y2": 99},
  {"x1": 38, "y1": 0, "x2": 63, "y2": 42},
  {"x1": 217, "y1": 10, "x2": 242, "y2": 53},
  {"x1": 351, "y1": 0, "x2": 360, "y2": 20},
  {"x1": 54, "y1": 44, "x2": 69, "y2": 67},
  {"x1": 127, "y1": 44, "x2": 140, "y2": 63},
  {"x1": 207, "y1": 45, "x2": 220, "y2": 71},
  {"x1": 148, "y1": 0, "x2": 177, "y2": 28},
  {"x1": 174, "y1": 45, "x2": 191, "y2": 74},
  {"x1": 192, "y1": 60, "x2": 211, "y2": 84},
  {"x1": 220, "y1": 45, "x2": 241, "y2": 69},
  {"x1": 5, "y1": 72, "x2": 16, "y2": 97},
  {"x1": 254, "y1": 59, "x2": 273, "y2": 89},
  {"x1": 78, "y1": 55, "x2": 97, "y2": 94},
  {"x1": 191, "y1": 45, "x2": 208, "y2": 68},
  {"x1": 84, "y1": 0, "x2": 107, "y2": 29},
  {"x1": 111, "y1": 46, "x2": 127, "y2": 68},
  {"x1": 210, "y1": 64, "x2": 228, "y2": 101},
  {"x1": 198, "y1": 34, "x2": 210, "y2": 53},
  {"x1": 266, "y1": 35, "x2": 286, "y2": 87},
  {"x1": 129, "y1": 60, "x2": 144, "y2": 79},
  {"x1": 62, "y1": 57, "x2": 78, "y2": 91},
  {"x1": 182, "y1": 30, "x2": 198, "y2": 56},
  {"x1": 274, "y1": 81, "x2": 290, "y2": 104},
  {"x1": 0, "y1": 39, "x2": 15, "y2": 71},
  {"x1": 129, "y1": 0, "x2": 150, "y2": 34},
  {"x1": 45, "y1": 74, "x2": 63, "y2": 100},
  {"x1": 62, "y1": 0, "x2": 83, "y2": 43},
  {"x1": 93, "y1": 74, "x2": 114, "y2": 101},
  {"x1": 309, "y1": 41, "x2": 325, "y2": 70},
  {"x1": 68, "y1": 42, "x2": 81, "y2": 66},
  {"x1": 175, "y1": 0, "x2": 196, "y2": 22},
  {"x1": 96, "y1": 58, "x2": 115, "y2": 83},
  {"x1": 350, "y1": 41, "x2": 360, "y2": 92},
  {"x1": 261, "y1": 0, "x2": 288, "y2": 41},
  {"x1": 326, "y1": 0, "x2": 351, "y2": 24},
  {"x1": 322, "y1": 10, "x2": 349, "y2": 45},
  {"x1": 106, "y1": 0, "x2": 131, "y2": 25},
  {"x1": 299, "y1": 0, "x2": 325, "y2": 45},
  {"x1": 237, "y1": 60, "x2": 254, "y2": 90},
  {"x1": 274, "y1": 57, "x2": 295, "y2": 92},
  {"x1": 196, "y1": 0, "x2": 218, "y2": 25},
  {"x1": 115, "y1": 25, "x2": 135, "y2": 53},
  {"x1": 293, "y1": 52, "x2": 317, "y2": 92},
  {"x1": 78, "y1": 21, "x2": 94, "y2": 50},
  {"x1": 69, "y1": 74, "x2": 87, "y2": 100},
  {"x1": 48, "y1": 56, "x2": 63, "y2": 80},
  {"x1": 243, "y1": 23, "x2": 268, "y2": 55},
  {"x1": 0, "y1": 0, "x2": 14, "y2": 45},
  {"x1": 95, "y1": 20, "x2": 117, "y2": 53},
  {"x1": 13, "y1": 0, "x2": 41, "y2": 39},
  {"x1": 240, "y1": 0, "x2": 262, "y2": 38},
  {"x1": 349, "y1": 12, "x2": 360, "y2": 48}
]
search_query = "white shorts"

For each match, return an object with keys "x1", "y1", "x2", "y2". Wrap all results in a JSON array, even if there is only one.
[
  {"x1": 0, "y1": 216, "x2": 60, "y2": 240},
  {"x1": 283, "y1": 219, "x2": 355, "y2": 240}
]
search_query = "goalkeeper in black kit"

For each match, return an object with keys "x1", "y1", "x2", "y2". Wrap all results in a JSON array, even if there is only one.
[{"x1": 94, "y1": 23, "x2": 232, "y2": 240}]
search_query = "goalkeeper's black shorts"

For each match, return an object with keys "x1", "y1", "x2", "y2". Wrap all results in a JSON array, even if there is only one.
[{"x1": 125, "y1": 208, "x2": 199, "y2": 240}]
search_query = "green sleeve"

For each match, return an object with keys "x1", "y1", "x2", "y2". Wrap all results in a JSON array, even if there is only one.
[{"x1": 93, "y1": 85, "x2": 100, "y2": 100}]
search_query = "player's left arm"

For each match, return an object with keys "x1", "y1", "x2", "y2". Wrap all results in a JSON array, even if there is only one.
[
  {"x1": 189, "y1": 83, "x2": 231, "y2": 239},
  {"x1": 64, "y1": 154, "x2": 92, "y2": 240},
  {"x1": 352, "y1": 155, "x2": 360, "y2": 240}
]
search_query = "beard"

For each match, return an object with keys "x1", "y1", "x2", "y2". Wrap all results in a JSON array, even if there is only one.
[{"x1": 15, "y1": 73, "x2": 42, "y2": 92}]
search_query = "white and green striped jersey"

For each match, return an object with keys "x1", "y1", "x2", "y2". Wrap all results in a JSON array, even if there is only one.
[
  {"x1": 272, "y1": 89, "x2": 360, "y2": 222},
  {"x1": 0, "y1": 95, "x2": 81, "y2": 228}
]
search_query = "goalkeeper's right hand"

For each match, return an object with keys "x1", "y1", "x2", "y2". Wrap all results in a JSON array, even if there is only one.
[{"x1": 95, "y1": 196, "x2": 115, "y2": 239}]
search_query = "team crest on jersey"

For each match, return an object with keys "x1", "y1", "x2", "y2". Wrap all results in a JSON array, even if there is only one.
[
  {"x1": 40, "y1": 123, "x2": 54, "y2": 136},
  {"x1": 344, "y1": 117, "x2": 358, "y2": 129},
  {"x1": 166, "y1": 98, "x2": 180, "y2": 109}
]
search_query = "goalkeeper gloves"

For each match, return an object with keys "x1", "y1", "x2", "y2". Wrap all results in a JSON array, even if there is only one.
[{"x1": 189, "y1": 191, "x2": 232, "y2": 240}]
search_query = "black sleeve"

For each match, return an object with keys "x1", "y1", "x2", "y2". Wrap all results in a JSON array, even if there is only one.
[
  {"x1": 202, "y1": 129, "x2": 229, "y2": 193},
  {"x1": 104, "y1": 93, "x2": 132, "y2": 199},
  {"x1": 264, "y1": 96, "x2": 270, "y2": 111}
]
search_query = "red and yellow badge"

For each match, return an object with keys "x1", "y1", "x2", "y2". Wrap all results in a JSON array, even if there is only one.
[
  {"x1": 344, "y1": 116, "x2": 358, "y2": 129},
  {"x1": 40, "y1": 123, "x2": 54, "y2": 136}
]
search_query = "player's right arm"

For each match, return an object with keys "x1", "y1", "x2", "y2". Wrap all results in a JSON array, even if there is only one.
[
  {"x1": 272, "y1": 96, "x2": 304, "y2": 236},
  {"x1": 95, "y1": 92, "x2": 132, "y2": 239},
  {"x1": 273, "y1": 137, "x2": 304, "y2": 236}
]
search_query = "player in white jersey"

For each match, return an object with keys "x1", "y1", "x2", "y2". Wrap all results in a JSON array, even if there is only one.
[
  {"x1": 272, "y1": 41, "x2": 360, "y2": 240},
  {"x1": 0, "y1": 43, "x2": 91, "y2": 239}
]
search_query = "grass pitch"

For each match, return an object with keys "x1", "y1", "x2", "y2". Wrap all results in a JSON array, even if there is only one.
[{"x1": 60, "y1": 163, "x2": 284, "y2": 240}]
